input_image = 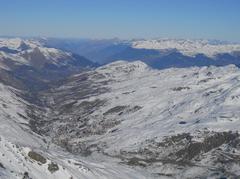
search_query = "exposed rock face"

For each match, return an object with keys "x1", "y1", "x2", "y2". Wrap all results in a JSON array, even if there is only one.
[{"x1": 28, "y1": 151, "x2": 47, "y2": 164}]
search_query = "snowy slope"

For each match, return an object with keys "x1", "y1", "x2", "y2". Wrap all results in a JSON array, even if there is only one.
[
  {"x1": 0, "y1": 82, "x2": 147, "y2": 179},
  {"x1": 38, "y1": 61, "x2": 240, "y2": 178},
  {"x1": 90, "y1": 61, "x2": 240, "y2": 145},
  {"x1": 0, "y1": 38, "x2": 40, "y2": 51},
  {"x1": 19, "y1": 47, "x2": 73, "y2": 68},
  {"x1": 0, "y1": 51, "x2": 29, "y2": 71},
  {"x1": 71, "y1": 61, "x2": 240, "y2": 147},
  {"x1": 132, "y1": 39, "x2": 240, "y2": 57}
]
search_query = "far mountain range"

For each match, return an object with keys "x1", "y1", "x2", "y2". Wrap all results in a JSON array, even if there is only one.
[{"x1": 41, "y1": 38, "x2": 240, "y2": 69}]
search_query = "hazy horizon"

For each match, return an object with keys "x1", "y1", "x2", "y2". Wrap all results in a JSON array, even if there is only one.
[{"x1": 1, "y1": 0, "x2": 240, "y2": 42}]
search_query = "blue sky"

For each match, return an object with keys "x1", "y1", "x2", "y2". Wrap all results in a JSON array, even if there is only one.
[{"x1": 1, "y1": 0, "x2": 240, "y2": 41}]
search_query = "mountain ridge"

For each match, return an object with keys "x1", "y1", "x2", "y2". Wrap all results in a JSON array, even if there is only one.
[{"x1": 41, "y1": 37, "x2": 240, "y2": 69}]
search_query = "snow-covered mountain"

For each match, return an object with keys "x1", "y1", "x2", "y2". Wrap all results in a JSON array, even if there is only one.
[
  {"x1": 0, "y1": 38, "x2": 40, "y2": 52},
  {"x1": 2, "y1": 37, "x2": 240, "y2": 178},
  {"x1": 132, "y1": 39, "x2": 240, "y2": 57},
  {"x1": 30, "y1": 61, "x2": 240, "y2": 178}
]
